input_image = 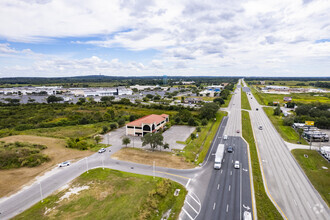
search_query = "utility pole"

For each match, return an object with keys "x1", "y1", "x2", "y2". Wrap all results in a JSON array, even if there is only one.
[
  {"x1": 102, "y1": 154, "x2": 104, "y2": 170},
  {"x1": 39, "y1": 182, "x2": 43, "y2": 202},
  {"x1": 153, "y1": 161, "x2": 155, "y2": 179},
  {"x1": 86, "y1": 157, "x2": 89, "y2": 173}
]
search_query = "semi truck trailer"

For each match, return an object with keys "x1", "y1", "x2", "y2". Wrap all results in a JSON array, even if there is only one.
[{"x1": 214, "y1": 144, "x2": 225, "y2": 169}]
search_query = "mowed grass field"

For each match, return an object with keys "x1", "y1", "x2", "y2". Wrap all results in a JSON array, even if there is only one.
[
  {"x1": 263, "y1": 107, "x2": 308, "y2": 145},
  {"x1": 14, "y1": 168, "x2": 187, "y2": 220},
  {"x1": 112, "y1": 148, "x2": 195, "y2": 169},
  {"x1": 241, "y1": 88, "x2": 251, "y2": 110},
  {"x1": 241, "y1": 110, "x2": 282, "y2": 219},
  {"x1": 292, "y1": 149, "x2": 330, "y2": 206},
  {"x1": 250, "y1": 86, "x2": 330, "y2": 105},
  {"x1": 0, "y1": 135, "x2": 93, "y2": 197}
]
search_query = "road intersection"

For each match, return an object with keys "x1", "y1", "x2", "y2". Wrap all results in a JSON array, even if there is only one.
[{"x1": 1, "y1": 79, "x2": 328, "y2": 220}]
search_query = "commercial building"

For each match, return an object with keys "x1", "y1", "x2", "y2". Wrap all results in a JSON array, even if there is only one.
[{"x1": 126, "y1": 114, "x2": 169, "y2": 136}]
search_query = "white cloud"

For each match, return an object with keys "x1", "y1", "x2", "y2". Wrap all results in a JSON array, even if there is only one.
[{"x1": 0, "y1": 0, "x2": 330, "y2": 76}]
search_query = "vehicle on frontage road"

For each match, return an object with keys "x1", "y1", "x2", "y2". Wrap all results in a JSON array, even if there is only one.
[
  {"x1": 214, "y1": 144, "x2": 225, "y2": 170},
  {"x1": 59, "y1": 161, "x2": 70, "y2": 167},
  {"x1": 98, "y1": 148, "x2": 106, "y2": 153}
]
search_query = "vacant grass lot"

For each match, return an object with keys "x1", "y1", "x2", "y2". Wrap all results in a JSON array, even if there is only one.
[
  {"x1": 242, "y1": 110, "x2": 282, "y2": 220},
  {"x1": 19, "y1": 122, "x2": 108, "y2": 139},
  {"x1": 176, "y1": 111, "x2": 227, "y2": 164},
  {"x1": 0, "y1": 135, "x2": 93, "y2": 197},
  {"x1": 263, "y1": 107, "x2": 308, "y2": 145},
  {"x1": 14, "y1": 168, "x2": 187, "y2": 220},
  {"x1": 250, "y1": 86, "x2": 330, "y2": 105},
  {"x1": 292, "y1": 149, "x2": 330, "y2": 206},
  {"x1": 241, "y1": 89, "x2": 251, "y2": 110},
  {"x1": 112, "y1": 148, "x2": 194, "y2": 169}
]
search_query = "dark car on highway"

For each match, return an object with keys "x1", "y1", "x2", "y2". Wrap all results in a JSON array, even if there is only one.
[{"x1": 227, "y1": 146, "x2": 233, "y2": 153}]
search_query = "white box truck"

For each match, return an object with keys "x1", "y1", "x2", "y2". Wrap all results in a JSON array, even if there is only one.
[{"x1": 214, "y1": 144, "x2": 225, "y2": 169}]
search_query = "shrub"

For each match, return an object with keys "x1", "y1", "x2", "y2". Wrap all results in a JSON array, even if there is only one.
[
  {"x1": 110, "y1": 123, "x2": 118, "y2": 130},
  {"x1": 118, "y1": 118, "x2": 126, "y2": 127}
]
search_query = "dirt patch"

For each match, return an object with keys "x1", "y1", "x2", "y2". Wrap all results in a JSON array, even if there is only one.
[
  {"x1": 0, "y1": 135, "x2": 93, "y2": 198},
  {"x1": 111, "y1": 148, "x2": 195, "y2": 169}
]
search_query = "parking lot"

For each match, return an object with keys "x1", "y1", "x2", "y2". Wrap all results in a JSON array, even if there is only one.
[{"x1": 101, "y1": 125, "x2": 195, "y2": 151}]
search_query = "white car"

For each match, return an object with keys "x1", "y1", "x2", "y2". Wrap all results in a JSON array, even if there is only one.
[
  {"x1": 234, "y1": 161, "x2": 240, "y2": 169},
  {"x1": 98, "y1": 148, "x2": 106, "y2": 153},
  {"x1": 223, "y1": 135, "x2": 228, "y2": 140},
  {"x1": 59, "y1": 161, "x2": 70, "y2": 167}
]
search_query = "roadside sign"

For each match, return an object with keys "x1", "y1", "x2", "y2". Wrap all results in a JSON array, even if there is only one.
[{"x1": 305, "y1": 121, "x2": 314, "y2": 126}]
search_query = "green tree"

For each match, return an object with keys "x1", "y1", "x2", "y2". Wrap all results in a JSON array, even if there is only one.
[
  {"x1": 122, "y1": 137, "x2": 131, "y2": 147},
  {"x1": 274, "y1": 105, "x2": 281, "y2": 116},
  {"x1": 47, "y1": 95, "x2": 63, "y2": 103},
  {"x1": 102, "y1": 126, "x2": 109, "y2": 134},
  {"x1": 142, "y1": 132, "x2": 164, "y2": 151},
  {"x1": 95, "y1": 136, "x2": 101, "y2": 144},
  {"x1": 200, "y1": 103, "x2": 219, "y2": 119},
  {"x1": 201, "y1": 119, "x2": 208, "y2": 126},
  {"x1": 188, "y1": 118, "x2": 196, "y2": 126},
  {"x1": 196, "y1": 127, "x2": 201, "y2": 132},
  {"x1": 176, "y1": 109, "x2": 192, "y2": 122},
  {"x1": 163, "y1": 143, "x2": 169, "y2": 150},
  {"x1": 190, "y1": 133, "x2": 196, "y2": 140},
  {"x1": 213, "y1": 97, "x2": 225, "y2": 105},
  {"x1": 118, "y1": 118, "x2": 126, "y2": 127},
  {"x1": 110, "y1": 123, "x2": 118, "y2": 130}
]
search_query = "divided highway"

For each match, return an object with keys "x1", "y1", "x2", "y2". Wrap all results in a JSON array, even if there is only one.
[
  {"x1": 181, "y1": 81, "x2": 254, "y2": 220},
  {"x1": 243, "y1": 80, "x2": 329, "y2": 220}
]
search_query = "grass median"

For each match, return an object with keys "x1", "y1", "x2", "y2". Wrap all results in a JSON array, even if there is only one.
[
  {"x1": 241, "y1": 88, "x2": 251, "y2": 110},
  {"x1": 292, "y1": 149, "x2": 329, "y2": 206},
  {"x1": 14, "y1": 168, "x2": 187, "y2": 220},
  {"x1": 263, "y1": 107, "x2": 308, "y2": 145},
  {"x1": 242, "y1": 110, "x2": 282, "y2": 219}
]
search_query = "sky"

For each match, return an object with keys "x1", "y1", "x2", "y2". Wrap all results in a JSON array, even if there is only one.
[{"x1": 0, "y1": 0, "x2": 330, "y2": 78}]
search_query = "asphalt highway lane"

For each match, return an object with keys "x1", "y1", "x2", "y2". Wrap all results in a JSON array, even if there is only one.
[{"x1": 243, "y1": 80, "x2": 329, "y2": 220}]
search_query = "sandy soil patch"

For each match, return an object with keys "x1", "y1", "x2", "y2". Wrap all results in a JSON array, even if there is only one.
[
  {"x1": 111, "y1": 147, "x2": 195, "y2": 169},
  {"x1": 0, "y1": 135, "x2": 93, "y2": 198}
]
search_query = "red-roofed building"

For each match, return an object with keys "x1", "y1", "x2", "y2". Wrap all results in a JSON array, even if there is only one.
[{"x1": 126, "y1": 114, "x2": 169, "y2": 136}]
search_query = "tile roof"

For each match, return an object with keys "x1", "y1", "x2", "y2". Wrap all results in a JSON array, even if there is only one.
[{"x1": 127, "y1": 114, "x2": 169, "y2": 127}]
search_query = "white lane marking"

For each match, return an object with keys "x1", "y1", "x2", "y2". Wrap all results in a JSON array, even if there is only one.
[
  {"x1": 230, "y1": 171, "x2": 232, "y2": 176},
  {"x1": 186, "y1": 199, "x2": 198, "y2": 214},
  {"x1": 186, "y1": 178, "x2": 191, "y2": 188},
  {"x1": 217, "y1": 184, "x2": 220, "y2": 190},
  {"x1": 226, "y1": 204, "x2": 229, "y2": 212},
  {"x1": 223, "y1": 158, "x2": 225, "y2": 162},
  {"x1": 182, "y1": 207, "x2": 194, "y2": 220},
  {"x1": 232, "y1": 160, "x2": 233, "y2": 163},
  {"x1": 293, "y1": 199, "x2": 297, "y2": 206},
  {"x1": 307, "y1": 202, "x2": 311, "y2": 209},
  {"x1": 213, "y1": 202, "x2": 216, "y2": 210},
  {"x1": 188, "y1": 193, "x2": 201, "y2": 205},
  {"x1": 221, "y1": 170, "x2": 223, "y2": 174},
  {"x1": 229, "y1": 185, "x2": 231, "y2": 191}
]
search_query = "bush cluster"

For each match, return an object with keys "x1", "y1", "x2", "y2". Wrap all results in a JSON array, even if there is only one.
[{"x1": 0, "y1": 141, "x2": 49, "y2": 169}]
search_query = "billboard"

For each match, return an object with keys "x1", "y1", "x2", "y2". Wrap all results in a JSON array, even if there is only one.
[{"x1": 305, "y1": 121, "x2": 314, "y2": 126}]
